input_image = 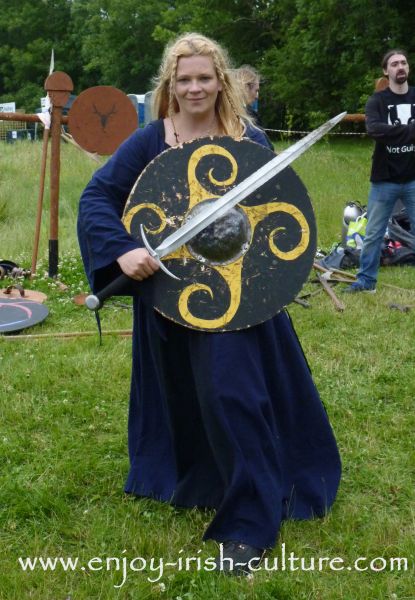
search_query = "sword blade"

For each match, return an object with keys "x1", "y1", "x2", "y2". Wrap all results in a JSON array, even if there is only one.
[{"x1": 155, "y1": 112, "x2": 346, "y2": 258}]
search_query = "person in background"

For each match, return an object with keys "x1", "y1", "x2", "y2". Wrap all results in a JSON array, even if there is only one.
[
  {"x1": 235, "y1": 64, "x2": 261, "y2": 123},
  {"x1": 345, "y1": 49, "x2": 415, "y2": 292},
  {"x1": 78, "y1": 32, "x2": 341, "y2": 576}
]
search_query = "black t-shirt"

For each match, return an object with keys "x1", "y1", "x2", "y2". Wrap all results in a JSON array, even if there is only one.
[{"x1": 365, "y1": 87, "x2": 415, "y2": 182}]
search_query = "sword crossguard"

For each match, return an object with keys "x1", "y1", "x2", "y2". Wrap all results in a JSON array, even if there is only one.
[{"x1": 140, "y1": 224, "x2": 181, "y2": 281}]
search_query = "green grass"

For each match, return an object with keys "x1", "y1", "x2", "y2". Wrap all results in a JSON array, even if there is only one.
[{"x1": 0, "y1": 139, "x2": 414, "y2": 599}]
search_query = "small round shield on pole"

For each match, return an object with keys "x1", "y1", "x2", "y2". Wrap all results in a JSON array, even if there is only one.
[
  {"x1": 68, "y1": 86, "x2": 138, "y2": 155},
  {"x1": 123, "y1": 136, "x2": 316, "y2": 332}
]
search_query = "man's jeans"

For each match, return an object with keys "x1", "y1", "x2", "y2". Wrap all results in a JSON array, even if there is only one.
[{"x1": 358, "y1": 180, "x2": 415, "y2": 285}]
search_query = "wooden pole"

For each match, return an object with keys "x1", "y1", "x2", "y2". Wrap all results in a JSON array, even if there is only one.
[
  {"x1": 2, "y1": 329, "x2": 132, "y2": 340},
  {"x1": 31, "y1": 125, "x2": 50, "y2": 275},
  {"x1": 44, "y1": 72, "x2": 73, "y2": 278},
  {"x1": 49, "y1": 102, "x2": 63, "y2": 277},
  {"x1": 60, "y1": 130, "x2": 101, "y2": 163},
  {"x1": 0, "y1": 112, "x2": 68, "y2": 124},
  {"x1": 317, "y1": 275, "x2": 346, "y2": 311}
]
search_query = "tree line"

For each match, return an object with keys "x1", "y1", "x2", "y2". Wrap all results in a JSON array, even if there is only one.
[{"x1": 1, "y1": 0, "x2": 414, "y2": 130}]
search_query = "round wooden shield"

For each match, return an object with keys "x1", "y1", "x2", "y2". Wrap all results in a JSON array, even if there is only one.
[
  {"x1": 0, "y1": 298, "x2": 49, "y2": 333},
  {"x1": 68, "y1": 86, "x2": 138, "y2": 155},
  {"x1": 122, "y1": 136, "x2": 316, "y2": 332}
]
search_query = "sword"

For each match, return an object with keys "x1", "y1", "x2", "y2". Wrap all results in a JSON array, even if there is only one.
[{"x1": 85, "y1": 112, "x2": 346, "y2": 311}]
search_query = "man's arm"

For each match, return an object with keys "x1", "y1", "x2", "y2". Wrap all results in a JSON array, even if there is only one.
[{"x1": 365, "y1": 93, "x2": 415, "y2": 145}]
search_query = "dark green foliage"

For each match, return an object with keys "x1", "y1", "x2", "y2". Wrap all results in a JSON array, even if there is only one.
[
  {"x1": 0, "y1": 0, "x2": 83, "y2": 110},
  {"x1": 1, "y1": 1, "x2": 415, "y2": 129}
]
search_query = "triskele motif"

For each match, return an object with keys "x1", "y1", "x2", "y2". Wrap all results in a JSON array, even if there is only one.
[{"x1": 123, "y1": 144, "x2": 310, "y2": 329}]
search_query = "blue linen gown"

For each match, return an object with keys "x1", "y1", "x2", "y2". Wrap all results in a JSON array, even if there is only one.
[{"x1": 77, "y1": 120, "x2": 341, "y2": 549}]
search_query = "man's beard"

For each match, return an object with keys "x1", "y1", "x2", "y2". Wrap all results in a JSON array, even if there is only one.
[{"x1": 394, "y1": 71, "x2": 408, "y2": 85}]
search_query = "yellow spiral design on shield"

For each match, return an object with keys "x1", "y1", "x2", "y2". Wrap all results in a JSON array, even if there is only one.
[
  {"x1": 123, "y1": 203, "x2": 167, "y2": 235},
  {"x1": 187, "y1": 144, "x2": 238, "y2": 210},
  {"x1": 244, "y1": 201, "x2": 310, "y2": 261},
  {"x1": 177, "y1": 259, "x2": 243, "y2": 329}
]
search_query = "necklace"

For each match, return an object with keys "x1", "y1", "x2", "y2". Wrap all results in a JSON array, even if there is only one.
[
  {"x1": 172, "y1": 115, "x2": 180, "y2": 144},
  {"x1": 171, "y1": 114, "x2": 218, "y2": 144}
]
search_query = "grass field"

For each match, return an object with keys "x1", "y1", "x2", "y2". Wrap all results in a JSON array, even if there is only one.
[{"x1": 0, "y1": 137, "x2": 414, "y2": 600}]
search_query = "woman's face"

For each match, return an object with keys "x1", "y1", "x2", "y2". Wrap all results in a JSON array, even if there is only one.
[
  {"x1": 245, "y1": 79, "x2": 259, "y2": 106},
  {"x1": 174, "y1": 55, "x2": 222, "y2": 119}
]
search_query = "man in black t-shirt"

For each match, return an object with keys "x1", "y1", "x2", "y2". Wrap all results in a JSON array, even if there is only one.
[{"x1": 345, "y1": 49, "x2": 415, "y2": 292}]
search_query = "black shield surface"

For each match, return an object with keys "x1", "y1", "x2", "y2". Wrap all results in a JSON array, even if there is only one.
[{"x1": 123, "y1": 136, "x2": 316, "y2": 332}]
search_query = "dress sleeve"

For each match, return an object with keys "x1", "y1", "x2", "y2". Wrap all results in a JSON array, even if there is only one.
[
  {"x1": 365, "y1": 93, "x2": 415, "y2": 145},
  {"x1": 77, "y1": 124, "x2": 158, "y2": 291}
]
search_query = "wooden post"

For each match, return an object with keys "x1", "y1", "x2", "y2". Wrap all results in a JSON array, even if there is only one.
[
  {"x1": 31, "y1": 125, "x2": 50, "y2": 275},
  {"x1": 44, "y1": 72, "x2": 73, "y2": 277}
]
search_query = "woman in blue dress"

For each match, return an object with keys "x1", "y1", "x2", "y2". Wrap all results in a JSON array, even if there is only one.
[{"x1": 78, "y1": 32, "x2": 341, "y2": 576}]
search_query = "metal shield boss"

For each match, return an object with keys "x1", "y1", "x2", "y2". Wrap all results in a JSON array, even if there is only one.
[{"x1": 122, "y1": 136, "x2": 316, "y2": 332}]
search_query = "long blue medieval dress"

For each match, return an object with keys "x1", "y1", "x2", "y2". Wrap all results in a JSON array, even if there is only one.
[{"x1": 77, "y1": 120, "x2": 341, "y2": 550}]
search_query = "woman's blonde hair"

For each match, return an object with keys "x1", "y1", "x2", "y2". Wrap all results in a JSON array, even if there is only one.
[
  {"x1": 235, "y1": 65, "x2": 260, "y2": 105},
  {"x1": 152, "y1": 32, "x2": 250, "y2": 137}
]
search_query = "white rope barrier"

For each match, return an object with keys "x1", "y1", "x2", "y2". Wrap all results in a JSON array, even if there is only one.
[{"x1": 264, "y1": 127, "x2": 367, "y2": 137}]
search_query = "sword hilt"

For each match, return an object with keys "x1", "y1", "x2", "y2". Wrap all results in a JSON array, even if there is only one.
[
  {"x1": 140, "y1": 224, "x2": 181, "y2": 281},
  {"x1": 84, "y1": 233, "x2": 180, "y2": 312},
  {"x1": 85, "y1": 274, "x2": 134, "y2": 311}
]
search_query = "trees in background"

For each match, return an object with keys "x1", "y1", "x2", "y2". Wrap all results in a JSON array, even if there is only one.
[
  {"x1": 259, "y1": 0, "x2": 415, "y2": 127},
  {"x1": 0, "y1": 0, "x2": 89, "y2": 110},
  {"x1": 71, "y1": 0, "x2": 168, "y2": 93},
  {"x1": 1, "y1": 0, "x2": 414, "y2": 128}
]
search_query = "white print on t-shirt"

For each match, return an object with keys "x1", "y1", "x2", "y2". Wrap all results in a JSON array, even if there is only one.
[
  {"x1": 386, "y1": 144, "x2": 415, "y2": 153},
  {"x1": 386, "y1": 103, "x2": 415, "y2": 155},
  {"x1": 387, "y1": 103, "x2": 415, "y2": 126}
]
